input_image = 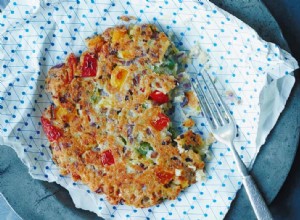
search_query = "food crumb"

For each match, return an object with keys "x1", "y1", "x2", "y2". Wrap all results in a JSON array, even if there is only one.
[
  {"x1": 183, "y1": 118, "x2": 195, "y2": 128},
  {"x1": 225, "y1": 90, "x2": 242, "y2": 105},
  {"x1": 205, "y1": 133, "x2": 216, "y2": 146},
  {"x1": 120, "y1": 15, "x2": 137, "y2": 22},
  {"x1": 185, "y1": 91, "x2": 200, "y2": 109},
  {"x1": 188, "y1": 42, "x2": 210, "y2": 70}
]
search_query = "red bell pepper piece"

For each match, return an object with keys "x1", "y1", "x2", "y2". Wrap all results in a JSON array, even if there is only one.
[
  {"x1": 150, "y1": 113, "x2": 170, "y2": 131},
  {"x1": 72, "y1": 173, "x2": 81, "y2": 181},
  {"x1": 100, "y1": 150, "x2": 114, "y2": 166},
  {"x1": 41, "y1": 117, "x2": 63, "y2": 142},
  {"x1": 66, "y1": 53, "x2": 77, "y2": 83},
  {"x1": 81, "y1": 53, "x2": 97, "y2": 77},
  {"x1": 149, "y1": 90, "x2": 169, "y2": 104},
  {"x1": 155, "y1": 170, "x2": 174, "y2": 184}
]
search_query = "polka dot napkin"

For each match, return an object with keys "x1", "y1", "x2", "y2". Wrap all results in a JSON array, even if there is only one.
[{"x1": 0, "y1": 0, "x2": 298, "y2": 219}]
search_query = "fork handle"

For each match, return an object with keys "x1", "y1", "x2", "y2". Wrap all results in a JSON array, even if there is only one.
[{"x1": 243, "y1": 175, "x2": 273, "y2": 220}]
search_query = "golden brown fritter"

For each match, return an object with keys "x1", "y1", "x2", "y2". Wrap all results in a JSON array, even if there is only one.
[{"x1": 41, "y1": 24, "x2": 205, "y2": 207}]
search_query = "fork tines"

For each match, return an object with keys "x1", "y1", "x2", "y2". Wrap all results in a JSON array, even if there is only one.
[{"x1": 191, "y1": 71, "x2": 231, "y2": 129}]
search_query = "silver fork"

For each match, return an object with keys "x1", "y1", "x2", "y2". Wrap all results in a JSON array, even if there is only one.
[{"x1": 191, "y1": 72, "x2": 273, "y2": 220}]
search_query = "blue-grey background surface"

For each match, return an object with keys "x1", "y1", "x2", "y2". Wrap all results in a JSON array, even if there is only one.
[
  {"x1": 263, "y1": 0, "x2": 300, "y2": 219},
  {"x1": 0, "y1": 0, "x2": 299, "y2": 219}
]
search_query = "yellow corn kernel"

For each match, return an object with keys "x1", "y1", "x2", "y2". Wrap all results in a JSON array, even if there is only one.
[
  {"x1": 98, "y1": 97, "x2": 113, "y2": 108},
  {"x1": 181, "y1": 180, "x2": 189, "y2": 188},
  {"x1": 118, "y1": 50, "x2": 135, "y2": 60},
  {"x1": 111, "y1": 66, "x2": 128, "y2": 89},
  {"x1": 86, "y1": 35, "x2": 104, "y2": 51},
  {"x1": 55, "y1": 106, "x2": 68, "y2": 120},
  {"x1": 112, "y1": 28, "x2": 127, "y2": 44}
]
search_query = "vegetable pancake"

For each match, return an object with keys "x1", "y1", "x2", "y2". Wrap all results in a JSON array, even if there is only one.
[{"x1": 42, "y1": 24, "x2": 205, "y2": 207}]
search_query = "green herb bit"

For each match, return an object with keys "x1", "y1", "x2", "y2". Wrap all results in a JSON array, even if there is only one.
[
  {"x1": 119, "y1": 136, "x2": 127, "y2": 145},
  {"x1": 164, "y1": 59, "x2": 175, "y2": 70},
  {"x1": 91, "y1": 88, "x2": 101, "y2": 104},
  {"x1": 168, "y1": 127, "x2": 177, "y2": 140},
  {"x1": 137, "y1": 142, "x2": 153, "y2": 155}
]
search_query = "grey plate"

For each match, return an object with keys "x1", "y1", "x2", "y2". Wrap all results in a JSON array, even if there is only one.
[{"x1": 0, "y1": 0, "x2": 299, "y2": 219}]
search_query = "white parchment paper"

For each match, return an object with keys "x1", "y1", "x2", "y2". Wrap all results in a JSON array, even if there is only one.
[{"x1": 0, "y1": 0, "x2": 298, "y2": 219}]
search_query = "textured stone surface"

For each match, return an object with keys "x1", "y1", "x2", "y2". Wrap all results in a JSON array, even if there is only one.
[
  {"x1": 0, "y1": 146, "x2": 99, "y2": 219},
  {"x1": 0, "y1": 0, "x2": 299, "y2": 219}
]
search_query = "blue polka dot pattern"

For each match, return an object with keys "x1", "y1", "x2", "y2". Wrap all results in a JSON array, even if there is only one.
[{"x1": 0, "y1": 0, "x2": 298, "y2": 219}]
